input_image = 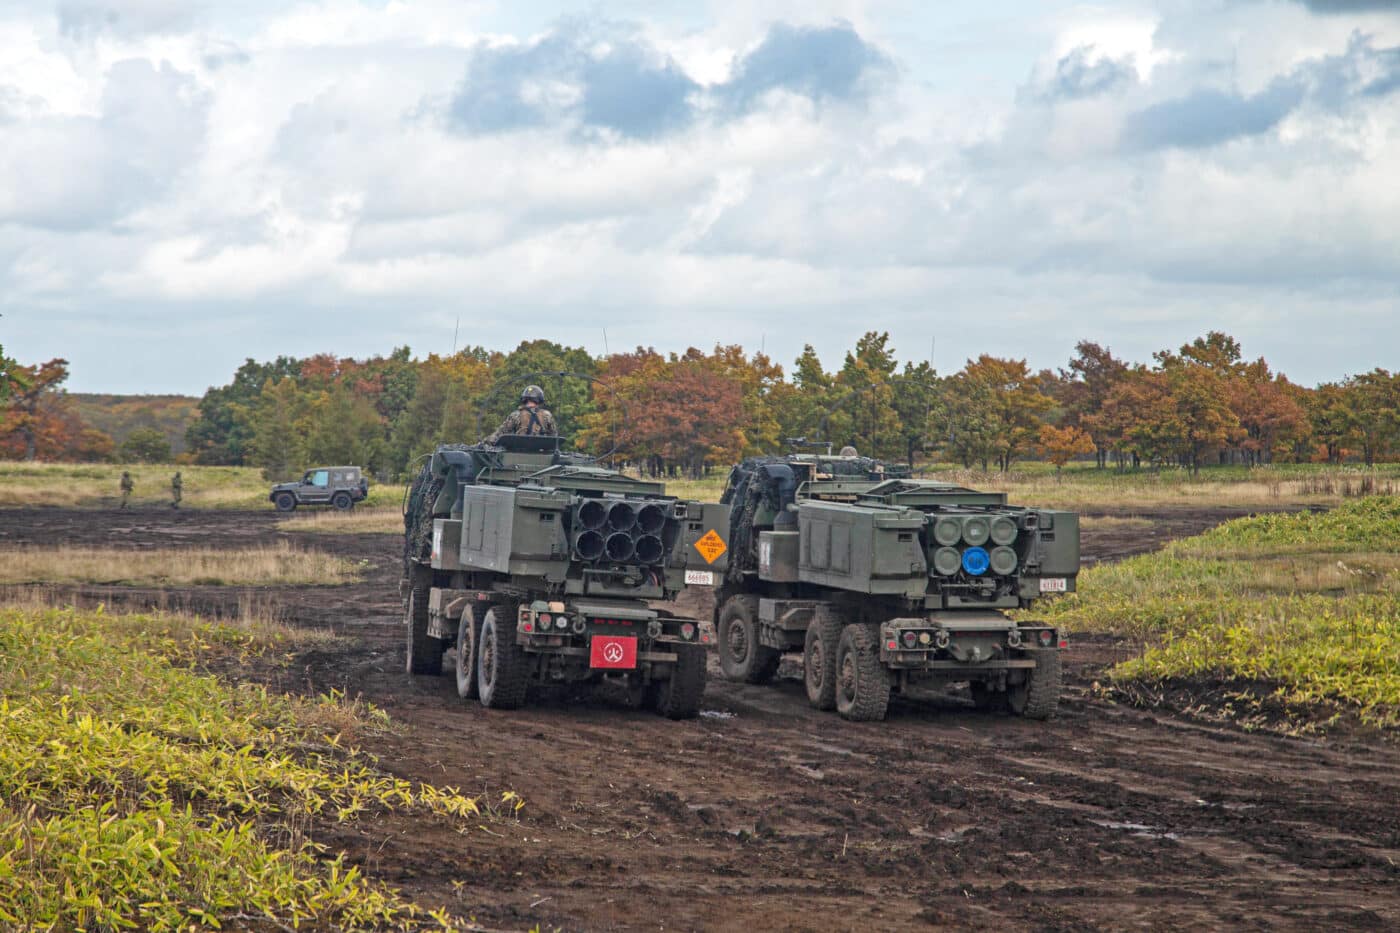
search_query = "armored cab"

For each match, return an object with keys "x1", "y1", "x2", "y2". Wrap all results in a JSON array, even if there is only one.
[
  {"x1": 402, "y1": 435, "x2": 721, "y2": 719},
  {"x1": 708, "y1": 453, "x2": 1079, "y2": 721}
]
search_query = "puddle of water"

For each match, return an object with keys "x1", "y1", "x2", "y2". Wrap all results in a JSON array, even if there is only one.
[
  {"x1": 699, "y1": 709, "x2": 734, "y2": 720},
  {"x1": 1091, "y1": 819, "x2": 1180, "y2": 841}
]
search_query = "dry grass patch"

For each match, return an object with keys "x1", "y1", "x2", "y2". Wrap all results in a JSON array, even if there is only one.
[
  {"x1": 1081, "y1": 516, "x2": 1155, "y2": 533},
  {"x1": 278, "y1": 506, "x2": 403, "y2": 534},
  {"x1": 0, "y1": 461, "x2": 406, "y2": 510},
  {"x1": 0, "y1": 540, "x2": 363, "y2": 586}
]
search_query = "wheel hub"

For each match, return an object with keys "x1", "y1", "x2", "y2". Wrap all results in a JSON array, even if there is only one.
[
  {"x1": 839, "y1": 654, "x2": 856, "y2": 701},
  {"x1": 727, "y1": 622, "x2": 749, "y2": 661}
]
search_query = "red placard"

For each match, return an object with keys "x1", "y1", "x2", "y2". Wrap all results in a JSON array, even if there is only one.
[{"x1": 590, "y1": 635, "x2": 637, "y2": 670}]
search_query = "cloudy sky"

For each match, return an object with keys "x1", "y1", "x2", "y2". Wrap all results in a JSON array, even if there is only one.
[{"x1": 1, "y1": 0, "x2": 1398, "y2": 394}]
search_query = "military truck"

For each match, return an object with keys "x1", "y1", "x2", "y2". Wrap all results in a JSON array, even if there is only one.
[
  {"x1": 271, "y1": 467, "x2": 369, "y2": 512},
  {"x1": 707, "y1": 453, "x2": 1079, "y2": 721},
  {"x1": 402, "y1": 434, "x2": 724, "y2": 719}
]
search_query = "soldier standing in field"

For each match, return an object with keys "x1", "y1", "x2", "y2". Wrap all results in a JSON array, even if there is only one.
[
  {"x1": 171, "y1": 471, "x2": 183, "y2": 510},
  {"x1": 119, "y1": 471, "x2": 133, "y2": 509},
  {"x1": 487, "y1": 385, "x2": 558, "y2": 443}
]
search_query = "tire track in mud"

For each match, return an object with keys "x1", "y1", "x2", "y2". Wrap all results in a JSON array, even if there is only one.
[{"x1": 2, "y1": 505, "x2": 1396, "y2": 930}]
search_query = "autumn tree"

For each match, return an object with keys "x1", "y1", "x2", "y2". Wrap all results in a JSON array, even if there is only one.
[
  {"x1": 582, "y1": 351, "x2": 744, "y2": 476},
  {"x1": 1058, "y1": 341, "x2": 1127, "y2": 467},
  {"x1": 1038, "y1": 424, "x2": 1096, "y2": 476},
  {"x1": 1, "y1": 358, "x2": 74, "y2": 461},
  {"x1": 943, "y1": 356, "x2": 1054, "y2": 471},
  {"x1": 1228, "y1": 360, "x2": 1308, "y2": 464}
]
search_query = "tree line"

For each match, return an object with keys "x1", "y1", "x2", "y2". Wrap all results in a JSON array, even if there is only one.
[{"x1": 2, "y1": 333, "x2": 1397, "y2": 477}]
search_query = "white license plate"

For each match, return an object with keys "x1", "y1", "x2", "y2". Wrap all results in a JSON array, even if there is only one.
[
  {"x1": 1039, "y1": 577, "x2": 1067, "y2": 593},
  {"x1": 684, "y1": 570, "x2": 715, "y2": 586}
]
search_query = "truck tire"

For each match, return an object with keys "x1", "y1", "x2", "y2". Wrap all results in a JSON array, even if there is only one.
[
  {"x1": 274, "y1": 492, "x2": 296, "y2": 512},
  {"x1": 650, "y1": 643, "x2": 706, "y2": 720},
  {"x1": 332, "y1": 491, "x2": 353, "y2": 510},
  {"x1": 717, "y1": 596, "x2": 780, "y2": 684},
  {"x1": 404, "y1": 566, "x2": 444, "y2": 676},
  {"x1": 454, "y1": 606, "x2": 480, "y2": 700},
  {"x1": 1007, "y1": 649, "x2": 1061, "y2": 721},
  {"x1": 477, "y1": 605, "x2": 530, "y2": 710},
  {"x1": 803, "y1": 608, "x2": 843, "y2": 710},
  {"x1": 834, "y1": 623, "x2": 891, "y2": 722}
]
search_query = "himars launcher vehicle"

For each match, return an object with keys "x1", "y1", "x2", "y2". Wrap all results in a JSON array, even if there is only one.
[
  {"x1": 401, "y1": 435, "x2": 727, "y2": 719},
  {"x1": 705, "y1": 453, "x2": 1080, "y2": 721}
]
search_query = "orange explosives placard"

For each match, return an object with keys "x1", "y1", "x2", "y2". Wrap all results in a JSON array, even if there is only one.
[{"x1": 694, "y1": 529, "x2": 727, "y2": 564}]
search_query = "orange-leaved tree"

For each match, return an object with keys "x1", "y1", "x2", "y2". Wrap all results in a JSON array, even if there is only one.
[{"x1": 1037, "y1": 424, "x2": 1096, "y2": 477}]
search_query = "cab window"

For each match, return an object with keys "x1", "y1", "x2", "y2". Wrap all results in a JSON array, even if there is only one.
[{"x1": 310, "y1": 470, "x2": 330, "y2": 487}]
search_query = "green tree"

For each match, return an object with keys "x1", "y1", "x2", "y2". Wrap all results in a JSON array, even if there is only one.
[
  {"x1": 944, "y1": 356, "x2": 1054, "y2": 472},
  {"x1": 186, "y1": 356, "x2": 302, "y2": 465},
  {"x1": 1308, "y1": 383, "x2": 1355, "y2": 464},
  {"x1": 305, "y1": 385, "x2": 387, "y2": 470},
  {"x1": 245, "y1": 378, "x2": 311, "y2": 480},
  {"x1": 481, "y1": 340, "x2": 596, "y2": 441},
  {"x1": 776, "y1": 345, "x2": 837, "y2": 450},
  {"x1": 834, "y1": 333, "x2": 902, "y2": 459},
  {"x1": 119, "y1": 426, "x2": 173, "y2": 463},
  {"x1": 1344, "y1": 369, "x2": 1400, "y2": 467}
]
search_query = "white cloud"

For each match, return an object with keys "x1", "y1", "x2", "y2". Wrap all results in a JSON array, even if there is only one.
[{"x1": 0, "y1": 0, "x2": 1398, "y2": 395}]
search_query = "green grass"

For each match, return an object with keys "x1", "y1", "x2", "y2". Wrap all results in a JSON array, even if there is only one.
[
  {"x1": 0, "y1": 602, "x2": 517, "y2": 929},
  {"x1": 1032, "y1": 497, "x2": 1400, "y2": 727},
  {"x1": 0, "y1": 461, "x2": 405, "y2": 510}
]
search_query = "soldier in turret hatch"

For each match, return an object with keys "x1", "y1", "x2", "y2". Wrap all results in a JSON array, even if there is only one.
[
  {"x1": 839, "y1": 446, "x2": 858, "y2": 457},
  {"x1": 487, "y1": 385, "x2": 558, "y2": 443}
]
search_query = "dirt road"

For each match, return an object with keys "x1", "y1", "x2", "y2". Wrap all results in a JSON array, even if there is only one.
[{"x1": 3, "y1": 506, "x2": 1396, "y2": 930}]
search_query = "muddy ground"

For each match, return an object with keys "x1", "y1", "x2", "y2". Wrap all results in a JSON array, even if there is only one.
[{"x1": 3, "y1": 505, "x2": 1397, "y2": 931}]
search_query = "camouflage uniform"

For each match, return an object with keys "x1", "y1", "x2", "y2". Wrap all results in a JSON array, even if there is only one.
[
  {"x1": 119, "y1": 472, "x2": 133, "y2": 510},
  {"x1": 171, "y1": 472, "x2": 183, "y2": 509},
  {"x1": 487, "y1": 406, "x2": 557, "y2": 443}
]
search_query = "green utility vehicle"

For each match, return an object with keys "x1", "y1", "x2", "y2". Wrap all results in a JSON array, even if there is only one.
[
  {"x1": 402, "y1": 434, "x2": 727, "y2": 719},
  {"x1": 708, "y1": 453, "x2": 1080, "y2": 721}
]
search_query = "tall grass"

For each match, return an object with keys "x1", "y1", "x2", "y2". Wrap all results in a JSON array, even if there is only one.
[
  {"x1": 0, "y1": 461, "x2": 405, "y2": 510},
  {"x1": 0, "y1": 541, "x2": 364, "y2": 586},
  {"x1": 278, "y1": 507, "x2": 404, "y2": 534},
  {"x1": 0, "y1": 602, "x2": 519, "y2": 929},
  {"x1": 1032, "y1": 497, "x2": 1400, "y2": 727}
]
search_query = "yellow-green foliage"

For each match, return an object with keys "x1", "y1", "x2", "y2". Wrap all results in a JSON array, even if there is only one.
[
  {"x1": 1035, "y1": 498, "x2": 1400, "y2": 726},
  {"x1": 0, "y1": 604, "x2": 514, "y2": 929},
  {"x1": 0, "y1": 461, "x2": 405, "y2": 510},
  {"x1": 0, "y1": 541, "x2": 364, "y2": 586}
]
